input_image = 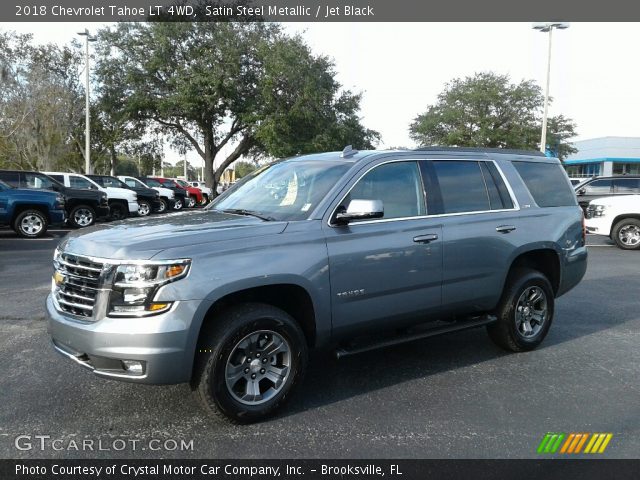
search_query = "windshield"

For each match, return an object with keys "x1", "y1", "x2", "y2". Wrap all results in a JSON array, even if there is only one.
[
  {"x1": 175, "y1": 179, "x2": 190, "y2": 187},
  {"x1": 90, "y1": 176, "x2": 128, "y2": 188},
  {"x1": 0, "y1": 179, "x2": 11, "y2": 189},
  {"x1": 212, "y1": 160, "x2": 350, "y2": 221}
]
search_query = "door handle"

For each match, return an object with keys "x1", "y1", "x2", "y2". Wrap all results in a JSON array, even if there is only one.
[
  {"x1": 496, "y1": 225, "x2": 517, "y2": 234},
  {"x1": 413, "y1": 234, "x2": 439, "y2": 243}
]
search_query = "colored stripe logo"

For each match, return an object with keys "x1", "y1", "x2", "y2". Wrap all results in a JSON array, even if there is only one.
[{"x1": 537, "y1": 433, "x2": 613, "y2": 454}]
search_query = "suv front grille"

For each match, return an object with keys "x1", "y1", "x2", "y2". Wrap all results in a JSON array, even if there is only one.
[
  {"x1": 53, "y1": 253, "x2": 104, "y2": 319},
  {"x1": 585, "y1": 206, "x2": 595, "y2": 219}
]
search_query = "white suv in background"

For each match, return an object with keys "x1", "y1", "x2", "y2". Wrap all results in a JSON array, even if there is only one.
[
  {"x1": 585, "y1": 195, "x2": 640, "y2": 250},
  {"x1": 45, "y1": 172, "x2": 138, "y2": 220},
  {"x1": 118, "y1": 176, "x2": 176, "y2": 213}
]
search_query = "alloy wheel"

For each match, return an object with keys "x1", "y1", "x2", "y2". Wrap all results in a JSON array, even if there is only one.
[
  {"x1": 225, "y1": 330, "x2": 291, "y2": 406},
  {"x1": 74, "y1": 209, "x2": 93, "y2": 227},
  {"x1": 618, "y1": 224, "x2": 640, "y2": 247},
  {"x1": 515, "y1": 286, "x2": 548, "y2": 338},
  {"x1": 20, "y1": 214, "x2": 43, "y2": 235}
]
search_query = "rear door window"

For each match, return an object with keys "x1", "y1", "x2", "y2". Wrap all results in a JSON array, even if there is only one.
[
  {"x1": 70, "y1": 176, "x2": 96, "y2": 190},
  {"x1": 0, "y1": 171, "x2": 20, "y2": 186},
  {"x1": 612, "y1": 178, "x2": 640, "y2": 193},
  {"x1": 431, "y1": 161, "x2": 490, "y2": 214},
  {"x1": 513, "y1": 161, "x2": 577, "y2": 207},
  {"x1": 582, "y1": 179, "x2": 612, "y2": 195}
]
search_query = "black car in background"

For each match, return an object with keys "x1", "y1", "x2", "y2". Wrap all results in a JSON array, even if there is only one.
[
  {"x1": 138, "y1": 177, "x2": 187, "y2": 210},
  {"x1": 0, "y1": 170, "x2": 109, "y2": 228},
  {"x1": 574, "y1": 175, "x2": 640, "y2": 211},
  {"x1": 87, "y1": 175, "x2": 162, "y2": 217}
]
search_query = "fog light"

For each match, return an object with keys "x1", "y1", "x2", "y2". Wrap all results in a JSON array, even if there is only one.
[{"x1": 122, "y1": 360, "x2": 143, "y2": 375}]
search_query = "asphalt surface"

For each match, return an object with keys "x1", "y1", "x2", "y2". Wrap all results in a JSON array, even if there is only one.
[{"x1": 0, "y1": 228, "x2": 638, "y2": 459}]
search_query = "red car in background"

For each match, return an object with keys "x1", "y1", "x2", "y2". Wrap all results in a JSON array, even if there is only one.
[{"x1": 151, "y1": 177, "x2": 203, "y2": 208}]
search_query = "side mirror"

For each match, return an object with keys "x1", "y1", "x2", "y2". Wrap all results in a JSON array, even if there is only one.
[
  {"x1": 335, "y1": 199, "x2": 384, "y2": 224},
  {"x1": 577, "y1": 188, "x2": 586, "y2": 195}
]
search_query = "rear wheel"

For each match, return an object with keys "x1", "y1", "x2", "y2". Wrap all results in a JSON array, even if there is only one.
[
  {"x1": 612, "y1": 218, "x2": 640, "y2": 250},
  {"x1": 191, "y1": 303, "x2": 308, "y2": 423},
  {"x1": 487, "y1": 268, "x2": 554, "y2": 352},
  {"x1": 13, "y1": 209, "x2": 48, "y2": 238},
  {"x1": 137, "y1": 200, "x2": 152, "y2": 217},
  {"x1": 68, "y1": 205, "x2": 95, "y2": 228}
]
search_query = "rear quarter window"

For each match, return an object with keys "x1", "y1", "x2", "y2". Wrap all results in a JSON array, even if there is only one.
[{"x1": 513, "y1": 161, "x2": 576, "y2": 207}]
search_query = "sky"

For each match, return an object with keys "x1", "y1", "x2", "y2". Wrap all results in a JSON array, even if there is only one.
[{"x1": 4, "y1": 21, "x2": 640, "y2": 166}]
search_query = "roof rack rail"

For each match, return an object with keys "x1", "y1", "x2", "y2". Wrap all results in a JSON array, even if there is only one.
[{"x1": 412, "y1": 146, "x2": 546, "y2": 157}]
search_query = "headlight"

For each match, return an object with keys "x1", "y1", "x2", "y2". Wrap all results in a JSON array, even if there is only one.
[
  {"x1": 108, "y1": 260, "x2": 190, "y2": 317},
  {"x1": 589, "y1": 204, "x2": 607, "y2": 217},
  {"x1": 55, "y1": 195, "x2": 65, "y2": 208}
]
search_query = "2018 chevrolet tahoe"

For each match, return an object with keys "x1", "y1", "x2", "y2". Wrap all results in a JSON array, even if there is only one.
[{"x1": 47, "y1": 147, "x2": 587, "y2": 423}]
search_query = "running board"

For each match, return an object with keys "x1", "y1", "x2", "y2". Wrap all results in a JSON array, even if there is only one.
[{"x1": 334, "y1": 315, "x2": 497, "y2": 359}]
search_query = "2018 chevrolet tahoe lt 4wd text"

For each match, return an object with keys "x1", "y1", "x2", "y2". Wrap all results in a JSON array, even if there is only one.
[{"x1": 47, "y1": 147, "x2": 587, "y2": 423}]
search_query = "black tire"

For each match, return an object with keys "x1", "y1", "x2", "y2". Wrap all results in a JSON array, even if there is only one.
[
  {"x1": 611, "y1": 218, "x2": 640, "y2": 250},
  {"x1": 137, "y1": 200, "x2": 152, "y2": 217},
  {"x1": 13, "y1": 209, "x2": 48, "y2": 238},
  {"x1": 487, "y1": 268, "x2": 555, "y2": 352},
  {"x1": 173, "y1": 198, "x2": 183, "y2": 211},
  {"x1": 156, "y1": 198, "x2": 168, "y2": 213},
  {"x1": 68, "y1": 205, "x2": 95, "y2": 228},
  {"x1": 186, "y1": 195, "x2": 197, "y2": 208},
  {"x1": 191, "y1": 303, "x2": 308, "y2": 424},
  {"x1": 109, "y1": 202, "x2": 127, "y2": 221},
  {"x1": 199, "y1": 194, "x2": 209, "y2": 206}
]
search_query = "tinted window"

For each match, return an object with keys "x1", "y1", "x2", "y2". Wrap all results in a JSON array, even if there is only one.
[
  {"x1": 484, "y1": 162, "x2": 514, "y2": 209},
  {"x1": 612, "y1": 178, "x2": 640, "y2": 193},
  {"x1": 23, "y1": 173, "x2": 58, "y2": 190},
  {"x1": 70, "y1": 176, "x2": 96, "y2": 190},
  {"x1": 0, "y1": 171, "x2": 20, "y2": 186},
  {"x1": 124, "y1": 179, "x2": 138, "y2": 188},
  {"x1": 513, "y1": 162, "x2": 577, "y2": 207},
  {"x1": 346, "y1": 162, "x2": 425, "y2": 220},
  {"x1": 432, "y1": 161, "x2": 489, "y2": 214},
  {"x1": 143, "y1": 178, "x2": 161, "y2": 187},
  {"x1": 583, "y1": 179, "x2": 612, "y2": 195},
  {"x1": 48, "y1": 174, "x2": 64, "y2": 183}
]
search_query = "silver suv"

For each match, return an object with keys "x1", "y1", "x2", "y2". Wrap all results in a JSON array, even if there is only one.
[{"x1": 47, "y1": 147, "x2": 587, "y2": 423}]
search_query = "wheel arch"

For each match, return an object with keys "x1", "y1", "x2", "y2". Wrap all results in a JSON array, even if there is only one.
[
  {"x1": 503, "y1": 246, "x2": 562, "y2": 297},
  {"x1": 610, "y1": 213, "x2": 640, "y2": 236}
]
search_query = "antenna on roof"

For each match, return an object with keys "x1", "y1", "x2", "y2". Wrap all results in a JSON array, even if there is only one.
[{"x1": 341, "y1": 145, "x2": 359, "y2": 158}]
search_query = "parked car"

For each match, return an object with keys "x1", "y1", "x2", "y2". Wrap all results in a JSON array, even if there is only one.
[
  {"x1": 152, "y1": 177, "x2": 202, "y2": 208},
  {"x1": 188, "y1": 180, "x2": 213, "y2": 205},
  {"x1": 0, "y1": 170, "x2": 109, "y2": 228},
  {"x1": 118, "y1": 176, "x2": 176, "y2": 213},
  {"x1": 585, "y1": 194, "x2": 640, "y2": 250},
  {"x1": 45, "y1": 172, "x2": 138, "y2": 221},
  {"x1": 574, "y1": 175, "x2": 640, "y2": 211},
  {"x1": 88, "y1": 175, "x2": 160, "y2": 217},
  {"x1": 0, "y1": 179, "x2": 66, "y2": 238},
  {"x1": 47, "y1": 147, "x2": 586, "y2": 423},
  {"x1": 568, "y1": 177, "x2": 583, "y2": 186},
  {"x1": 138, "y1": 177, "x2": 187, "y2": 211}
]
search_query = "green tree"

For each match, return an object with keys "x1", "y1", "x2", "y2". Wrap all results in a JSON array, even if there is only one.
[
  {"x1": 234, "y1": 161, "x2": 258, "y2": 178},
  {"x1": 95, "y1": 22, "x2": 379, "y2": 195},
  {"x1": 409, "y1": 72, "x2": 577, "y2": 160}
]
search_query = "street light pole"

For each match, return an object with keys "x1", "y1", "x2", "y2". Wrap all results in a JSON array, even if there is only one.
[
  {"x1": 533, "y1": 23, "x2": 569, "y2": 154},
  {"x1": 77, "y1": 29, "x2": 96, "y2": 174}
]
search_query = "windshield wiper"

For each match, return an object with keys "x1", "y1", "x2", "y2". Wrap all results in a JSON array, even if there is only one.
[{"x1": 218, "y1": 208, "x2": 276, "y2": 222}]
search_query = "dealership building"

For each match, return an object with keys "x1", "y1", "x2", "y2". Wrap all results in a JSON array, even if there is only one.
[{"x1": 563, "y1": 136, "x2": 640, "y2": 178}]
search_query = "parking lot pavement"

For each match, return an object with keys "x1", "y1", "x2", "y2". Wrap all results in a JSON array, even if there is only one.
[{"x1": 0, "y1": 233, "x2": 638, "y2": 459}]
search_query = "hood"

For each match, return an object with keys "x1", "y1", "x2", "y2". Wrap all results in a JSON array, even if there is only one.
[
  {"x1": 590, "y1": 194, "x2": 640, "y2": 207},
  {"x1": 59, "y1": 210, "x2": 287, "y2": 260},
  {"x1": 62, "y1": 186, "x2": 105, "y2": 201}
]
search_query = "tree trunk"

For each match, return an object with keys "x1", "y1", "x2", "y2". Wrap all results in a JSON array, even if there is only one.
[{"x1": 109, "y1": 145, "x2": 117, "y2": 176}]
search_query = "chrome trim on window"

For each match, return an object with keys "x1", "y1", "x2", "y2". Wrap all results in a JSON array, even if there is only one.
[{"x1": 327, "y1": 158, "x2": 520, "y2": 227}]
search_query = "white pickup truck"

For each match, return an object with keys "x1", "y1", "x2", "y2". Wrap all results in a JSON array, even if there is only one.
[
  {"x1": 45, "y1": 172, "x2": 138, "y2": 221},
  {"x1": 585, "y1": 195, "x2": 640, "y2": 250}
]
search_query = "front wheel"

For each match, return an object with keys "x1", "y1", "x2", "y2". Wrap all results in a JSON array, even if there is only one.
[
  {"x1": 186, "y1": 195, "x2": 196, "y2": 208},
  {"x1": 13, "y1": 209, "x2": 48, "y2": 238},
  {"x1": 487, "y1": 268, "x2": 554, "y2": 352},
  {"x1": 155, "y1": 198, "x2": 168, "y2": 213},
  {"x1": 173, "y1": 198, "x2": 183, "y2": 211},
  {"x1": 612, "y1": 218, "x2": 640, "y2": 250},
  {"x1": 137, "y1": 200, "x2": 152, "y2": 217},
  {"x1": 191, "y1": 303, "x2": 308, "y2": 424},
  {"x1": 199, "y1": 194, "x2": 209, "y2": 206},
  {"x1": 68, "y1": 205, "x2": 95, "y2": 228}
]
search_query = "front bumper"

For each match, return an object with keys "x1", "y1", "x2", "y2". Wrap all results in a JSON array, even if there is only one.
[
  {"x1": 128, "y1": 200, "x2": 140, "y2": 216},
  {"x1": 584, "y1": 216, "x2": 611, "y2": 236},
  {"x1": 46, "y1": 294, "x2": 200, "y2": 384},
  {"x1": 49, "y1": 209, "x2": 66, "y2": 227}
]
